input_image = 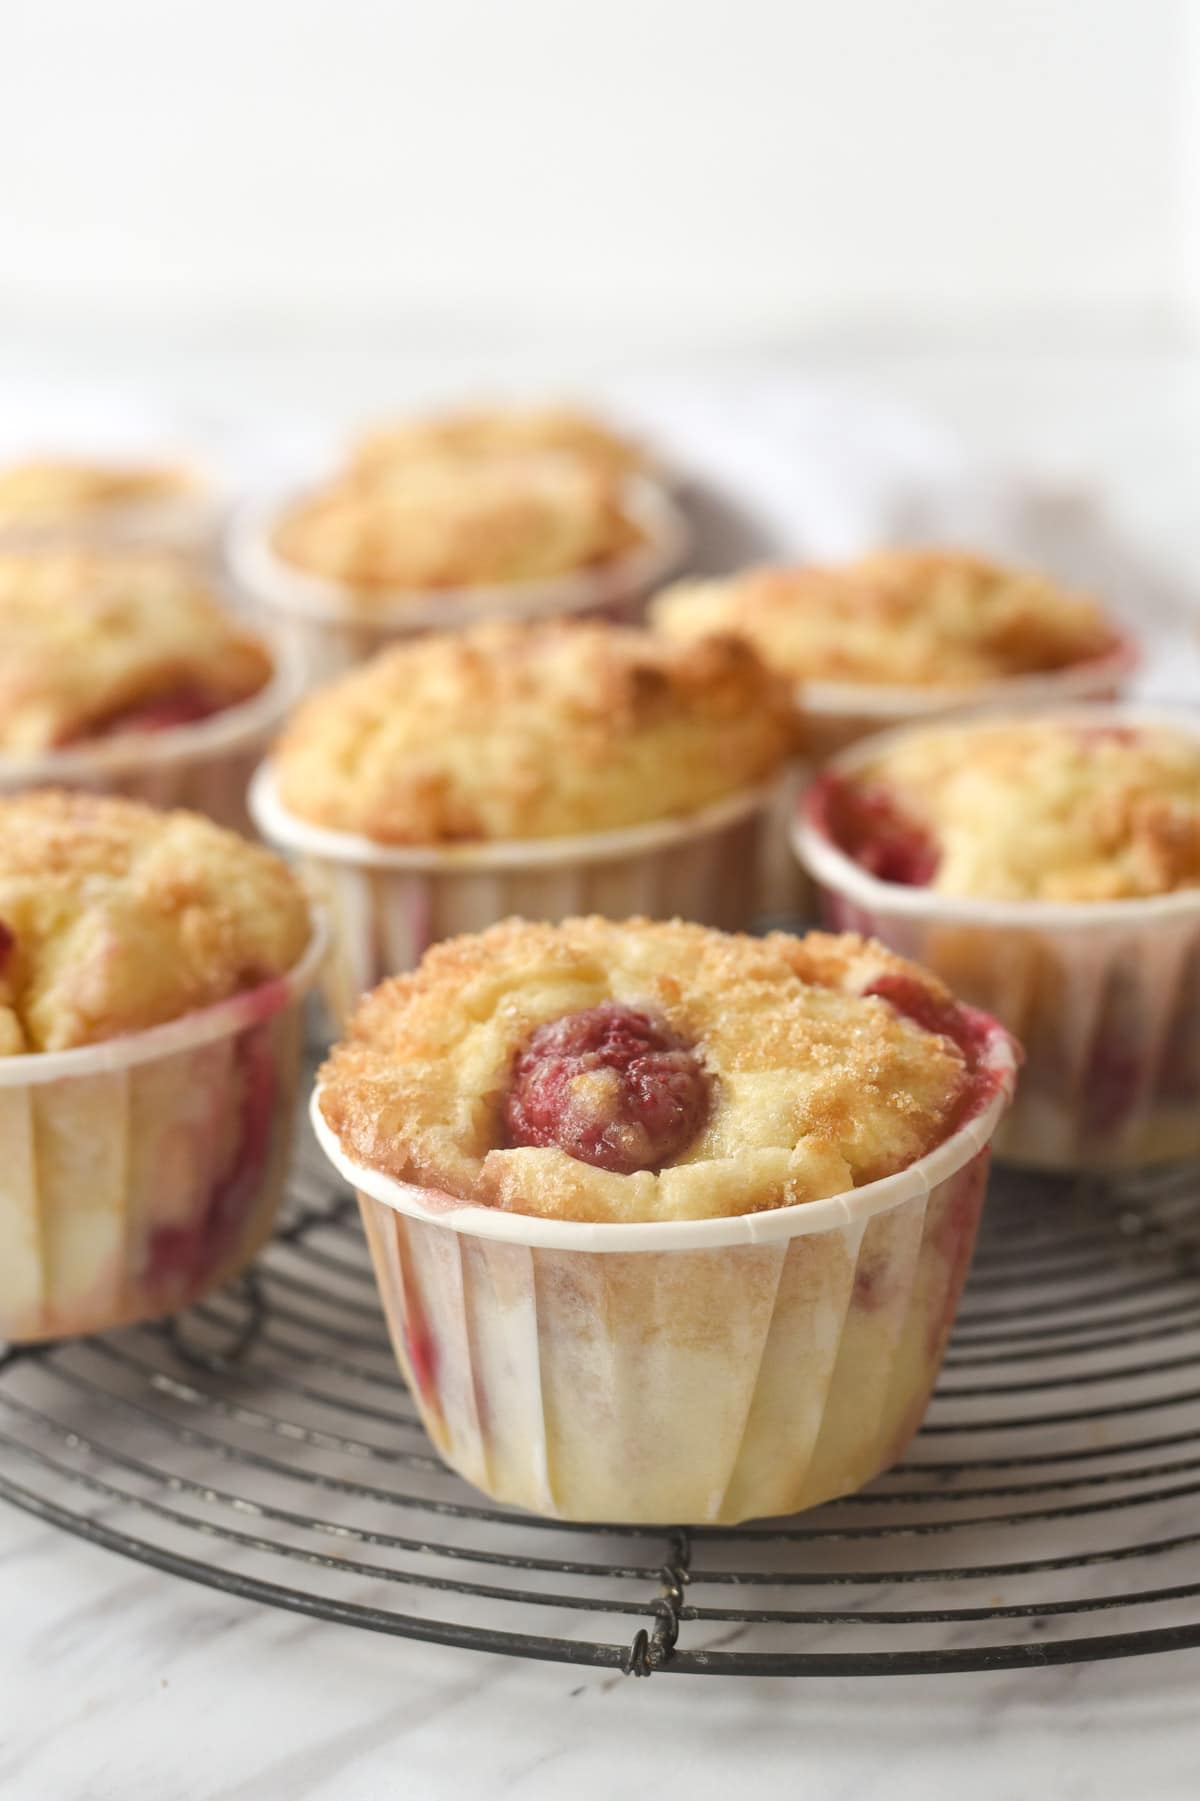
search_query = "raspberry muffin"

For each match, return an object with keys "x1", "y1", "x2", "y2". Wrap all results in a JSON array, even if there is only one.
[
  {"x1": 0, "y1": 455, "x2": 216, "y2": 554},
  {"x1": 652, "y1": 548, "x2": 1133, "y2": 756},
  {"x1": 314, "y1": 917, "x2": 1016, "y2": 1523},
  {"x1": 252, "y1": 620, "x2": 797, "y2": 1020},
  {"x1": 349, "y1": 402, "x2": 656, "y2": 485},
  {"x1": 0, "y1": 789, "x2": 323, "y2": 1341},
  {"x1": 0, "y1": 549, "x2": 301, "y2": 830},
  {"x1": 229, "y1": 455, "x2": 687, "y2": 678},
  {"x1": 796, "y1": 709, "x2": 1200, "y2": 1168}
]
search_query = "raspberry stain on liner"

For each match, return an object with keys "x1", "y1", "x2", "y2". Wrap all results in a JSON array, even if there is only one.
[
  {"x1": 503, "y1": 1001, "x2": 711, "y2": 1175},
  {"x1": 144, "y1": 1021, "x2": 278, "y2": 1291}
]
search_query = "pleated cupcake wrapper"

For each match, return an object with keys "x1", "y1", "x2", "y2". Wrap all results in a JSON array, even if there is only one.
[
  {"x1": 312, "y1": 1044, "x2": 1015, "y2": 1524},
  {"x1": 793, "y1": 703, "x2": 1200, "y2": 1170},
  {"x1": 0, "y1": 921, "x2": 326, "y2": 1343},
  {"x1": 0, "y1": 634, "x2": 306, "y2": 837},
  {"x1": 251, "y1": 764, "x2": 777, "y2": 1027},
  {"x1": 226, "y1": 476, "x2": 690, "y2": 681}
]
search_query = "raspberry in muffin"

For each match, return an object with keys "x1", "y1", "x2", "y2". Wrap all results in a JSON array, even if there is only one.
[
  {"x1": 0, "y1": 549, "x2": 274, "y2": 755},
  {"x1": 270, "y1": 453, "x2": 645, "y2": 598},
  {"x1": 319, "y1": 917, "x2": 1004, "y2": 1223},
  {"x1": 0, "y1": 789, "x2": 319, "y2": 1341},
  {"x1": 269, "y1": 618, "x2": 796, "y2": 842},
  {"x1": 349, "y1": 403, "x2": 653, "y2": 485},
  {"x1": 652, "y1": 548, "x2": 1124, "y2": 691},
  {"x1": 820, "y1": 716, "x2": 1200, "y2": 902}
]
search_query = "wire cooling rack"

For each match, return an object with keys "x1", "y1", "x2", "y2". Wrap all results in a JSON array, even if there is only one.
[{"x1": 2, "y1": 1110, "x2": 1200, "y2": 1678}]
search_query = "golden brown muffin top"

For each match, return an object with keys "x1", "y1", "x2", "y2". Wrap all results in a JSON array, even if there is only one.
[
  {"x1": 0, "y1": 549, "x2": 274, "y2": 755},
  {"x1": 349, "y1": 403, "x2": 652, "y2": 485},
  {"x1": 0, "y1": 789, "x2": 312, "y2": 1054},
  {"x1": 652, "y1": 548, "x2": 1120, "y2": 689},
  {"x1": 271, "y1": 453, "x2": 643, "y2": 598},
  {"x1": 319, "y1": 917, "x2": 995, "y2": 1223},
  {"x1": 829, "y1": 716, "x2": 1200, "y2": 902},
  {"x1": 0, "y1": 458, "x2": 193, "y2": 526},
  {"x1": 270, "y1": 619, "x2": 796, "y2": 842}
]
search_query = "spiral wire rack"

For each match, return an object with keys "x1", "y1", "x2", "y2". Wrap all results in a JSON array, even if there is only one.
[{"x1": 3, "y1": 1083, "x2": 1200, "y2": 1679}]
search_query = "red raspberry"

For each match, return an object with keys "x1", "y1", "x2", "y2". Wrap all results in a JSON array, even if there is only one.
[
  {"x1": 844, "y1": 784, "x2": 939, "y2": 886},
  {"x1": 58, "y1": 686, "x2": 222, "y2": 746},
  {"x1": 503, "y1": 1003, "x2": 710, "y2": 1174}
]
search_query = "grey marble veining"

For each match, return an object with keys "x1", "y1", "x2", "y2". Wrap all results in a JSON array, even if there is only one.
[{"x1": 5, "y1": 1509, "x2": 1200, "y2": 1801}]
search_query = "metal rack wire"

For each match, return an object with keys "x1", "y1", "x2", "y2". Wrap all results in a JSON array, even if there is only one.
[{"x1": 2, "y1": 1114, "x2": 1200, "y2": 1678}]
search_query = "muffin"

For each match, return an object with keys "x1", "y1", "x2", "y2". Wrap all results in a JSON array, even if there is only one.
[
  {"x1": 251, "y1": 619, "x2": 798, "y2": 1019},
  {"x1": 313, "y1": 917, "x2": 1017, "y2": 1522},
  {"x1": 0, "y1": 789, "x2": 323, "y2": 1341},
  {"x1": 275, "y1": 454, "x2": 643, "y2": 595},
  {"x1": 652, "y1": 548, "x2": 1133, "y2": 756},
  {"x1": 349, "y1": 402, "x2": 655, "y2": 485},
  {"x1": 0, "y1": 549, "x2": 301, "y2": 830},
  {"x1": 0, "y1": 455, "x2": 216, "y2": 555},
  {"x1": 795, "y1": 709, "x2": 1200, "y2": 1168},
  {"x1": 229, "y1": 455, "x2": 687, "y2": 678}
]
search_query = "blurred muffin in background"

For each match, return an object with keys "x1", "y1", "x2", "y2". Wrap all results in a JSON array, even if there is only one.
[
  {"x1": 230, "y1": 433, "x2": 688, "y2": 678},
  {"x1": 252, "y1": 617, "x2": 797, "y2": 1018},
  {"x1": 348, "y1": 401, "x2": 657, "y2": 485},
  {"x1": 0, "y1": 549, "x2": 272, "y2": 753},
  {"x1": 0, "y1": 455, "x2": 217, "y2": 556},
  {"x1": 0, "y1": 548, "x2": 299, "y2": 831},
  {"x1": 795, "y1": 708, "x2": 1200, "y2": 1170},
  {"x1": 652, "y1": 547, "x2": 1134, "y2": 756},
  {"x1": 271, "y1": 452, "x2": 645, "y2": 596}
]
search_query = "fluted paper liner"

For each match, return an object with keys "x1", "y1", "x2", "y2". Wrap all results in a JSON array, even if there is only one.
[
  {"x1": 0, "y1": 635, "x2": 306, "y2": 836},
  {"x1": 311, "y1": 1028, "x2": 1015, "y2": 1524},
  {"x1": 794, "y1": 703, "x2": 1200, "y2": 1170},
  {"x1": 228, "y1": 476, "x2": 690, "y2": 680},
  {"x1": 251, "y1": 764, "x2": 777, "y2": 1025},
  {"x1": 0, "y1": 920, "x2": 326, "y2": 1343}
]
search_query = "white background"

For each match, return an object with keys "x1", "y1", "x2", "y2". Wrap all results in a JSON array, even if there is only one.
[{"x1": 3, "y1": 0, "x2": 1198, "y2": 350}]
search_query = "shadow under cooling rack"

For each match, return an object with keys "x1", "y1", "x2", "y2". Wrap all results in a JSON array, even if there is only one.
[{"x1": 3, "y1": 1127, "x2": 1200, "y2": 1678}]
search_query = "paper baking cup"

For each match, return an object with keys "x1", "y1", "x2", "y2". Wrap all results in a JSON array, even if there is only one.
[
  {"x1": 0, "y1": 635, "x2": 307, "y2": 836},
  {"x1": 226, "y1": 477, "x2": 690, "y2": 681},
  {"x1": 794, "y1": 704, "x2": 1200, "y2": 1170},
  {"x1": 0, "y1": 463, "x2": 224, "y2": 561},
  {"x1": 795, "y1": 636, "x2": 1137, "y2": 761},
  {"x1": 250, "y1": 763, "x2": 778, "y2": 1025},
  {"x1": 311, "y1": 1027, "x2": 1016, "y2": 1524},
  {"x1": 0, "y1": 919, "x2": 326, "y2": 1344}
]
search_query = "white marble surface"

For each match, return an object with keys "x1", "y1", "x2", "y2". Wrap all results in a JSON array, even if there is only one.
[
  {"x1": 4, "y1": 1518, "x2": 1200, "y2": 1800},
  {"x1": 4, "y1": 342, "x2": 1200, "y2": 1799}
]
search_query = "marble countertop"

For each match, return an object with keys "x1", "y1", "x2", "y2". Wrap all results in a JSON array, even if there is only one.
[
  {"x1": 4, "y1": 340, "x2": 1200, "y2": 1799},
  {"x1": 4, "y1": 1515, "x2": 1199, "y2": 1800}
]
